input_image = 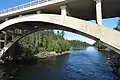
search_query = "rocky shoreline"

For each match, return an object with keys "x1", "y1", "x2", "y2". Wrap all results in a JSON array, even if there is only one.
[
  {"x1": 98, "y1": 49, "x2": 120, "y2": 78},
  {"x1": 0, "y1": 51, "x2": 70, "y2": 79},
  {"x1": 98, "y1": 48, "x2": 111, "y2": 52},
  {"x1": 107, "y1": 55, "x2": 120, "y2": 78},
  {"x1": 0, "y1": 51, "x2": 70, "y2": 64},
  {"x1": 34, "y1": 51, "x2": 70, "y2": 59}
]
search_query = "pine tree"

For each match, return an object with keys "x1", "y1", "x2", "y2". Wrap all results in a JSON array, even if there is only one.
[
  {"x1": 114, "y1": 19, "x2": 120, "y2": 31},
  {"x1": 19, "y1": 30, "x2": 91, "y2": 56},
  {"x1": 61, "y1": 30, "x2": 65, "y2": 38}
]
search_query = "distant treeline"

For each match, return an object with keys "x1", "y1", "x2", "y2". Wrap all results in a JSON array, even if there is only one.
[
  {"x1": 93, "y1": 41, "x2": 106, "y2": 49},
  {"x1": 19, "y1": 30, "x2": 90, "y2": 55}
]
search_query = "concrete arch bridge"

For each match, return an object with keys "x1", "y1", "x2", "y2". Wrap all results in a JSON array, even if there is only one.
[
  {"x1": 0, "y1": 0, "x2": 120, "y2": 60},
  {"x1": 0, "y1": 14, "x2": 120, "y2": 60}
]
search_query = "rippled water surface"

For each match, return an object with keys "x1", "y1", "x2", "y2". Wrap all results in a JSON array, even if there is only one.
[{"x1": 0, "y1": 47, "x2": 118, "y2": 80}]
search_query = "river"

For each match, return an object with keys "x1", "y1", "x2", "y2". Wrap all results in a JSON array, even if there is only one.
[{"x1": 0, "y1": 46, "x2": 119, "y2": 80}]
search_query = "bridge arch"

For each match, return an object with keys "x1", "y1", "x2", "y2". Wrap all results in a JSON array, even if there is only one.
[{"x1": 0, "y1": 14, "x2": 120, "y2": 58}]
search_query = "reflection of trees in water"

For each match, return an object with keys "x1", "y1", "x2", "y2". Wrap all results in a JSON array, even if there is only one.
[
  {"x1": 38, "y1": 54, "x2": 70, "y2": 69},
  {"x1": 0, "y1": 54, "x2": 70, "y2": 80},
  {"x1": 0, "y1": 59, "x2": 37, "y2": 80},
  {"x1": 19, "y1": 55, "x2": 70, "y2": 80},
  {"x1": 0, "y1": 63, "x2": 20, "y2": 80}
]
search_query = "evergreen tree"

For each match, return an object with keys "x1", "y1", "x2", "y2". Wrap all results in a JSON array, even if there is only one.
[
  {"x1": 61, "y1": 30, "x2": 65, "y2": 38},
  {"x1": 114, "y1": 19, "x2": 120, "y2": 31},
  {"x1": 19, "y1": 30, "x2": 91, "y2": 56},
  {"x1": 117, "y1": 19, "x2": 120, "y2": 27}
]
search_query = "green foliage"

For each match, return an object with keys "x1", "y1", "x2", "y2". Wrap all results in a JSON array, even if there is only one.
[
  {"x1": 93, "y1": 41, "x2": 106, "y2": 49},
  {"x1": 117, "y1": 19, "x2": 120, "y2": 26},
  {"x1": 69, "y1": 40, "x2": 90, "y2": 48},
  {"x1": 57, "y1": 39, "x2": 70, "y2": 52},
  {"x1": 19, "y1": 30, "x2": 90, "y2": 55},
  {"x1": 53, "y1": 41, "x2": 62, "y2": 53},
  {"x1": 114, "y1": 19, "x2": 120, "y2": 31}
]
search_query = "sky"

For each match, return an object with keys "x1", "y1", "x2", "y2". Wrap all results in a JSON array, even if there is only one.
[{"x1": 0, "y1": 0, "x2": 119, "y2": 44}]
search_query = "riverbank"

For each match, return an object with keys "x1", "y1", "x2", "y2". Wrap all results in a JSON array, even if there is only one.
[
  {"x1": 34, "y1": 51, "x2": 70, "y2": 59},
  {"x1": 96, "y1": 48, "x2": 120, "y2": 78},
  {"x1": 0, "y1": 47, "x2": 118, "y2": 80},
  {"x1": 98, "y1": 48, "x2": 111, "y2": 52},
  {"x1": 107, "y1": 55, "x2": 120, "y2": 79},
  {"x1": 0, "y1": 51, "x2": 70, "y2": 64}
]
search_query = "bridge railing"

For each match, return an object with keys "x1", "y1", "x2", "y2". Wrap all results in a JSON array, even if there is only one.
[{"x1": 0, "y1": 0, "x2": 53, "y2": 15}]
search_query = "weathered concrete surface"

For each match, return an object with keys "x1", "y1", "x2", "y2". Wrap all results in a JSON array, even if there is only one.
[{"x1": 0, "y1": 14, "x2": 120, "y2": 57}]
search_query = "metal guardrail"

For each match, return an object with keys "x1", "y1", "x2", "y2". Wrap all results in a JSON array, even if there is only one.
[{"x1": 0, "y1": 0, "x2": 53, "y2": 15}]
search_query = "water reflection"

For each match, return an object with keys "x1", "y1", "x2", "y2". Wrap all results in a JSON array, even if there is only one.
[{"x1": 0, "y1": 47, "x2": 118, "y2": 80}]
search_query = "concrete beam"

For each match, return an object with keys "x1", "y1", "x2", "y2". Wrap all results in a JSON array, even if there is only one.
[
  {"x1": 1, "y1": 31, "x2": 7, "y2": 46},
  {"x1": 36, "y1": 11, "x2": 41, "y2": 14},
  {"x1": 19, "y1": 15, "x2": 22, "y2": 17},
  {"x1": 4, "y1": 33, "x2": 7, "y2": 47},
  {"x1": 0, "y1": 36, "x2": 21, "y2": 57},
  {"x1": 94, "y1": 0, "x2": 102, "y2": 26},
  {"x1": 0, "y1": 40, "x2": 5, "y2": 42},
  {"x1": 5, "y1": 18, "x2": 8, "y2": 21},
  {"x1": 0, "y1": 36, "x2": 1, "y2": 49},
  {"x1": 60, "y1": 5, "x2": 67, "y2": 16}
]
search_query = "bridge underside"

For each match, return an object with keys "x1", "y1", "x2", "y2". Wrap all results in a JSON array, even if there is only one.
[
  {"x1": 67, "y1": 0, "x2": 120, "y2": 20},
  {"x1": 0, "y1": 0, "x2": 120, "y2": 21},
  {"x1": 0, "y1": 14, "x2": 120, "y2": 59}
]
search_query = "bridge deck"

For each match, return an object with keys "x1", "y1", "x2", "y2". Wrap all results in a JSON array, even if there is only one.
[{"x1": 0, "y1": 0, "x2": 120, "y2": 22}]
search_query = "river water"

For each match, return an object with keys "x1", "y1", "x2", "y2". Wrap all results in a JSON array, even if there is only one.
[{"x1": 0, "y1": 47, "x2": 119, "y2": 80}]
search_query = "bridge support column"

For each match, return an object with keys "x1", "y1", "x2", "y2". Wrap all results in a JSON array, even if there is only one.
[
  {"x1": 36, "y1": 11, "x2": 41, "y2": 14},
  {"x1": 60, "y1": 5, "x2": 67, "y2": 16},
  {"x1": 3, "y1": 32, "x2": 7, "y2": 47},
  {"x1": 0, "y1": 35, "x2": 1, "y2": 50},
  {"x1": 19, "y1": 15, "x2": 22, "y2": 17},
  {"x1": 1, "y1": 31, "x2": 7, "y2": 47},
  {"x1": 95, "y1": 0, "x2": 102, "y2": 26},
  {"x1": 5, "y1": 18, "x2": 8, "y2": 21},
  {"x1": 4, "y1": 33, "x2": 7, "y2": 47},
  {"x1": 12, "y1": 35, "x2": 14, "y2": 40}
]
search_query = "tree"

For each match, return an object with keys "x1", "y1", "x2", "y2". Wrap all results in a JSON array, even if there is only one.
[
  {"x1": 114, "y1": 19, "x2": 120, "y2": 31},
  {"x1": 61, "y1": 30, "x2": 65, "y2": 38},
  {"x1": 19, "y1": 30, "x2": 91, "y2": 56},
  {"x1": 93, "y1": 41, "x2": 106, "y2": 49},
  {"x1": 117, "y1": 19, "x2": 120, "y2": 27}
]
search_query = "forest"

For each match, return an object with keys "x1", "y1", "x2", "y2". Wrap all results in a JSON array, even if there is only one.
[{"x1": 19, "y1": 30, "x2": 90, "y2": 56}]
